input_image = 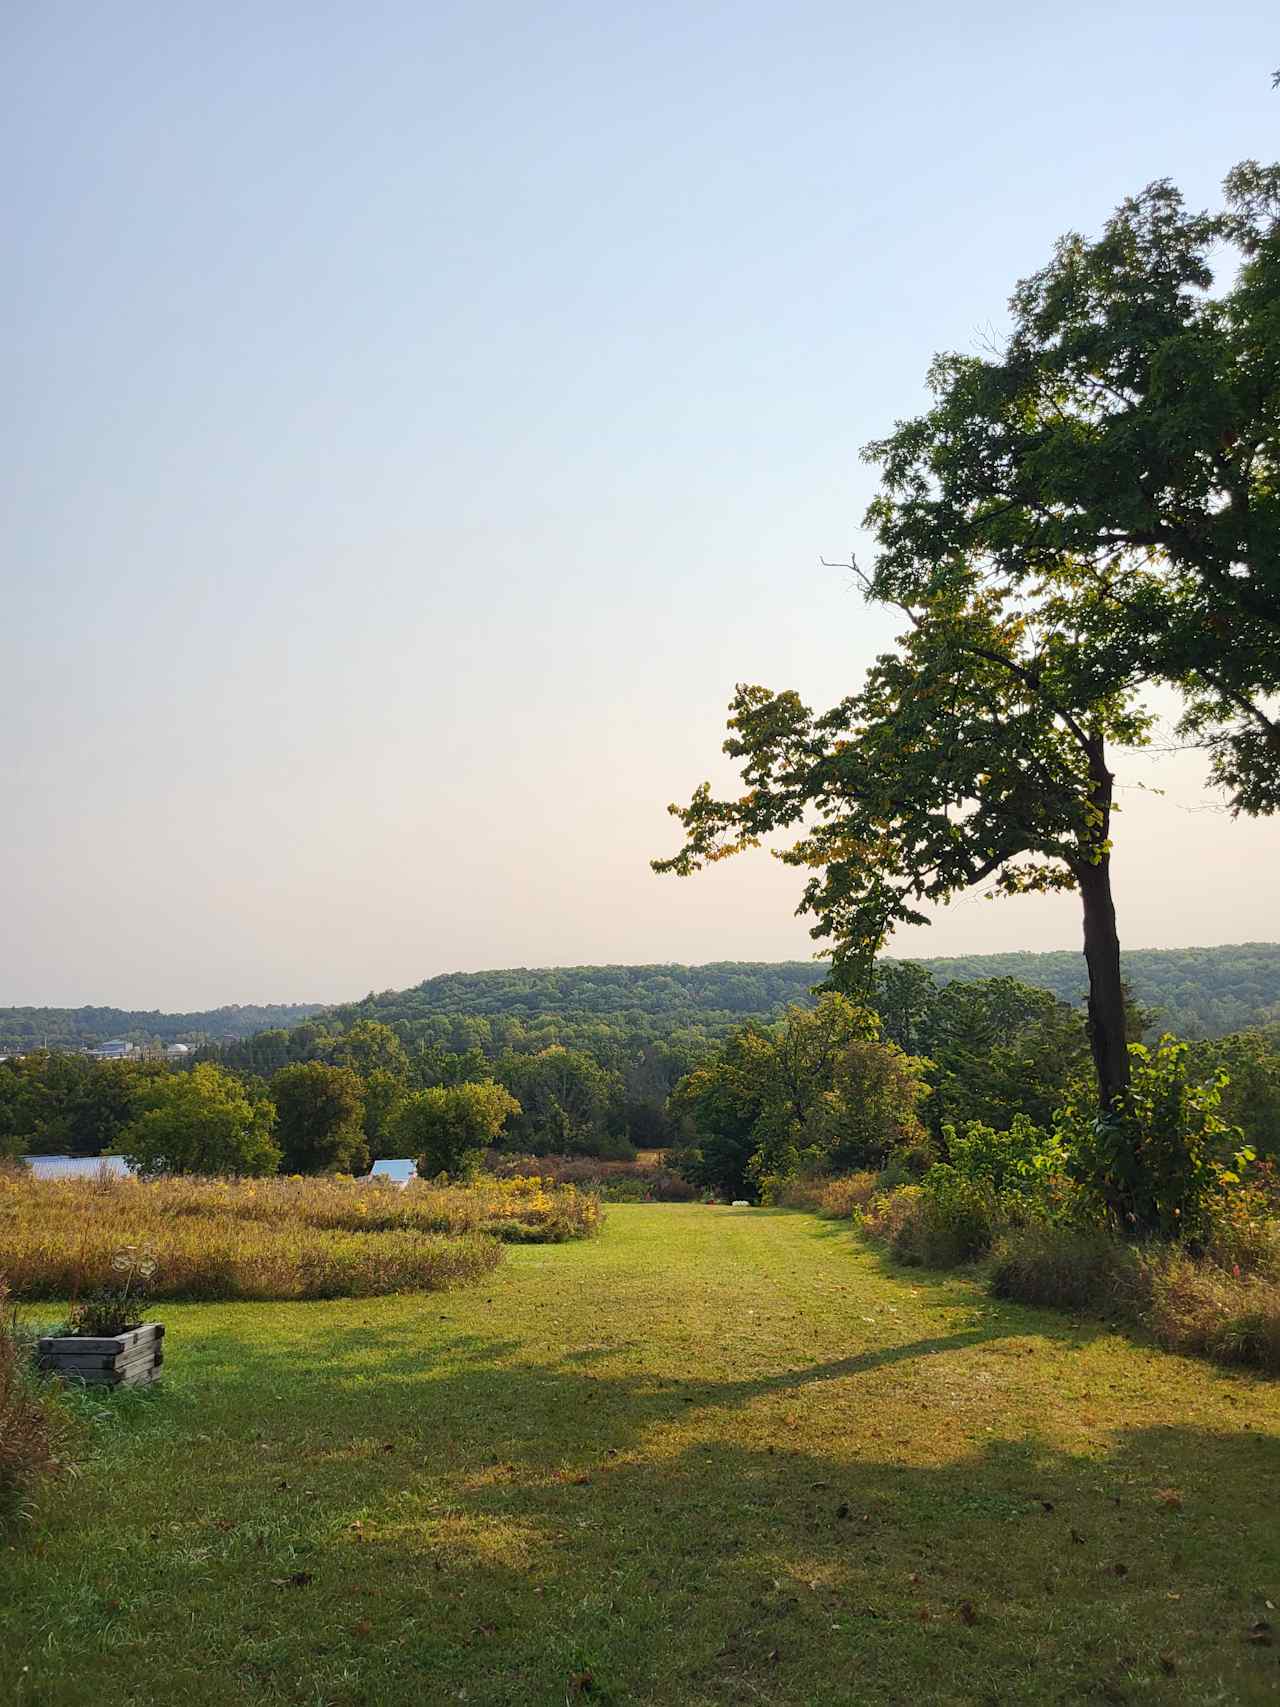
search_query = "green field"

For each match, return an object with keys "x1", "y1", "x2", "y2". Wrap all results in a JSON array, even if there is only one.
[{"x1": 5, "y1": 1206, "x2": 1278, "y2": 1706}]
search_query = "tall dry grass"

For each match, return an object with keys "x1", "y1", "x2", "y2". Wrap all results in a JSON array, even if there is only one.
[
  {"x1": 0, "y1": 1171, "x2": 598, "y2": 1302},
  {"x1": 1, "y1": 1282, "x2": 73, "y2": 1528},
  {"x1": 774, "y1": 1173, "x2": 880, "y2": 1217}
]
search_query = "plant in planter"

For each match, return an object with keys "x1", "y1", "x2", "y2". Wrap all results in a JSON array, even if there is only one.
[{"x1": 38, "y1": 1245, "x2": 165, "y2": 1388}]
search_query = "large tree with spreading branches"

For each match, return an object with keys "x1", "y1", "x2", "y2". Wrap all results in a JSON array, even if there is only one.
[
  {"x1": 655, "y1": 162, "x2": 1279, "y2": 1167},
  {"x1": 864, "y1": 161, "x2": 1279, "y2": 812}
]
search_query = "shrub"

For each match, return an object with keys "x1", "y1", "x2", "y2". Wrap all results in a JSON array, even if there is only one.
[
  {"x1": 945, "y1": 1113, "x2": 1061, "y2": 1203},
  {"x1": 1056, "y1": 1038, "x2": 1252, "y2": 1239},
  {"x1": 0, "y1": 1283, "x2": 72, "y2": 1530},
  {"x1": 861, "y1": 1170, "x2": 999, "y2": 1267},
  {"x1": 989, "y1": 1220, "x2": 1280, "y2": 1374},
  {"x1": 990, "y1": 1223, "x2": 1139, "y2": 1312},
  {"x1": 817, "y1": 1171, "x2": 882, "y2": 1217},
  {"x1": 1137, "y1": 1249, "x2": 1280, "y2": 1374},
  {"x1": 1203, "y1": 1162, "x2": 1280, "y2": 1277},
  {"x1": 485, "y1": 1153, "x2": 697, "y2": 1201},
  {"x1": 771, "y1": 1172, "x2": 879, "y2": 1217}
]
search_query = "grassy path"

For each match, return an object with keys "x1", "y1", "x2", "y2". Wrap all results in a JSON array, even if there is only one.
[{"x1": 3, "y1": 1205, "x2": 1278, "y2": 1705}]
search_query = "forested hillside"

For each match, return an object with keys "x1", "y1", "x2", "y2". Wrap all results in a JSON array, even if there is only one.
[
  {"x1": 330, "y1": 946, "x2": 1280, "y2": 1043},
  {"x1": 910, "y1": 943, "x2": 1280, "y2": 1038},
  {"x1": 5, "y1": 945, "x2": 1278, "y2": 1056},
  {"x1": 0, "y1": 1003, "x2": 326, "y2": 1055}
]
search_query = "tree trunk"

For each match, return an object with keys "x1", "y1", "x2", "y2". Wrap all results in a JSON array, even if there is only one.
[{"x1": 1078, "y1": 855, "x2": 1129, "y2": 1114}]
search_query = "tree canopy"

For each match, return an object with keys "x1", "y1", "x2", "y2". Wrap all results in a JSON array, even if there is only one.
[
  {"x1": 270, "y1": 1062, "x2": 368, "y2": 1175},
  {"x1": 119, "y1": 1064, "x2": 280, "y2": 1178},
  {"x1": 863, "y1": 162, "x2": 1280, "y2": 813}
]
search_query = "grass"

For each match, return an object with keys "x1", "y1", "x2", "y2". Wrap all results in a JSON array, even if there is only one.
[
  {"x1": 0, "y1": 1173, "x2": 600, "y2": 1301},
  {"x1": 0, "y1": 1283, "x2": 75, "y2": 1530},
  {"x1": 3, "y1": 1205, "x2": 1278, "y2": 1705}
]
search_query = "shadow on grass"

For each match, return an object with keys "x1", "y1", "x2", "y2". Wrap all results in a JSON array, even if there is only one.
[{"x1": 10, "y1": 1282, "x2": 1280, "y2": 1707}]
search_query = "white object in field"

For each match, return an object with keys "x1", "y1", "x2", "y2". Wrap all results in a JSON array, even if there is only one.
[{"x1": 731, "y1": 1199, "x2": 751, "y2": 1207}]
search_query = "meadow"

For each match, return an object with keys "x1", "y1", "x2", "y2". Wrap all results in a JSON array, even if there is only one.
[
  {"x1": 0, "y1": 1171, "x2": 601, "y2": 1302},
  {"x1": 4, "y1": 1204, "x2": 1278, "y2": 1706}
]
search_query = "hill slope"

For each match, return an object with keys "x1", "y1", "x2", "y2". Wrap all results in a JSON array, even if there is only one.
[
  {"x1": 5, "y1": 944, "x2": 1278, "y2": 1053},
  {"x1": 0, "y1": 1003, "x2": 327, "y2": 1054},
  {"x1": 333, "y1": 944, "x2": 1280, "y2": 1041}
]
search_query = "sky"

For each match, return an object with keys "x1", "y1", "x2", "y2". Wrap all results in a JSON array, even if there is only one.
[{"x1": 3, "y1": 1, "x2": 1278, "y2": 1010}]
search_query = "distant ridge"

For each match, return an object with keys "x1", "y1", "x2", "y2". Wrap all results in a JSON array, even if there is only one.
[
  {"x1": 4, "y1": 944, "x2": 1278, "y2": 1051},
  {"x1": 0, "y1": 1002, "x2": 327, "y2": 1054},
  {"x1": 326, "y1": 943, "x2": 1280, "y2": 1042}
]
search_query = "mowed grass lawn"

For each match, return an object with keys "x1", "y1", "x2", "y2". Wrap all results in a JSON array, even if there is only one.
[{"x1": 4, "y1": 1206, "x2": 1278, "y2": 1707}]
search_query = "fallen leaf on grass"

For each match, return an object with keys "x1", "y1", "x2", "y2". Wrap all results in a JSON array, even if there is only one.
[
  {"x1": 1246, "y1": 1620, "x2": 1274, "y2": 1647},
  {"x1": 1154, "y1": 1489, "x2": 1182, "y2": 1511},
  {"x1": 1110, "y1": 1563, "x2": 1128, "y2": 1579},
  {"x1": 271, "y1": 1571, "x2": 314, "y2": 1589},
  {"x1": 352, "y1": 1619, "x2": 371, "y2": 1638},
  {"x1": 958, "y1": 1601, "x2": 977, "y2": 1626},
  {"x1": 1159, "y1": 1655, "x2": 1176, "y2": 1676},
  {"x1": 1070, "y1": 1528, "x2": 1086, "y2": 1545},
  {"x1": 568, "y1": 1670, "x2": 593, "y2": 1694}
]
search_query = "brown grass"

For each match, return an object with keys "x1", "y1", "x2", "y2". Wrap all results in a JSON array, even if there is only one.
[
  {"x1": 487, "y1": 1153, "x2": 698, "y2": 1201},
  {"x1": 0, "y1": 1283, "x2": 73, "y2": 1529},
  {"x1": 990, "y1": 1219, "x2": 1280, "y2": 1374},
  {"x1": 0, "y1": 1171, "x2": 607, "y2": 1302},
  {"x1": 775, "y1": 1172, "x2": 880, "y2": 1217}
]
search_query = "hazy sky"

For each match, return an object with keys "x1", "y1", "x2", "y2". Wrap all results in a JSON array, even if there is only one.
[{"x1": 4, "y1": 2, "x2": 1278, "y2": 1010}]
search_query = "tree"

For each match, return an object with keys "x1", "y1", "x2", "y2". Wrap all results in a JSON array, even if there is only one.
[
  {"x1": 821, "y1": 1034, "x2": 931, "y2": 1171},
  {"x1": 360, "y1": 1068, "x2": 408, "y2": 1160},
  {"x1": 656, "y1": 576, "x2": 1151, "y2": 1124},
  {"x1": 870, "y1": 961, "x2": 938, "y2": 1054},
  {"x1": 862, "y1": 162, "x2": 1280, "y2": 813},
  {"x1": 332, "y1": 1020, "x2": 409, "y2": 1080},
  {"x1": 393, "y1": 1081, "x2": 521, "y2": 1180},
  {"x1": 493, "y1": 1047, "x2": 622, "y2": 1155},
  {"x1": 669, "y1": 1030, "x2": 773, "y2": 1200},
  {"x1": 120, "y1": 1064, "x2": 280, "y2": 1177},
  {"x1": 1188, "y1": 1027, "x2": 1280, "y2": 1161},
  {"x1": 670, "y1": 996, "x2": 928, "y2": 1195},
  {"x1": 270, "y1": 1062, "x2": 368, "y2": 1175}
]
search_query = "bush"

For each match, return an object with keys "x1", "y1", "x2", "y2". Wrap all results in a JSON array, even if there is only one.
[
  {"x1": 990, "y1": 1223, "x2": 1139, "y2": 1312},
  {"x1": 771, "y1": 1172, "x2": 879, "y2": 1217},
  {"x1": 945, "y1": 1113, "x2": 1061, "y2": 1203},
  {"x1": 861, "y1": 1170, "x2": 1000, "y2": 1267},
  {"x1": 485, "y1": 1153, "x2": 698, "y2": 1202},
  {"x1": 1137, "y1": 1249, "x2": 1280, "y2": 1373},
  {"x1": 0, "y1": 1283, "x2": 72, "y2": 1530},
  {"x1": 1056, "y1": 1038, "x2": 1252, "y2": 1238}
]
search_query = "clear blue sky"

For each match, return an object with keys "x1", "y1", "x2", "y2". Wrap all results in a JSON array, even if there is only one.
[{"x1": 4, "y1": 2, "x2": 1277, "y2": 1008}]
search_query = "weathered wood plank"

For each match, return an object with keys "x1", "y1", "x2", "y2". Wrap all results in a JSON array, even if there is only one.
[
  {"x1": 37, "y1": 1324, "x2": 162, "y2": 1356},
  {"x1": 36, "y1": 1323, "x2": 164, "y2": 1385}
]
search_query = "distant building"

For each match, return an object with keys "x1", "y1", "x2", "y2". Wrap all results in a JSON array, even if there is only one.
[
  {"x1": 164, "y1": 1043, "x2": 191, "y2": 1061},
  {"x1": 88, "y1": 1039, "x2": 135, "y2": 1060}
]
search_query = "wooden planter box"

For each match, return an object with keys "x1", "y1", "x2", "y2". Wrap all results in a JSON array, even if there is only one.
[{"x1": 37, "y1": 1322, "x2": 164, "y2": 1387}]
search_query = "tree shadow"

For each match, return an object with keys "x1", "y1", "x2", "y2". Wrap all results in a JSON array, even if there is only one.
[{"x1": 13, "y1": 1295, "x2": 1280, "y2": 1706}]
